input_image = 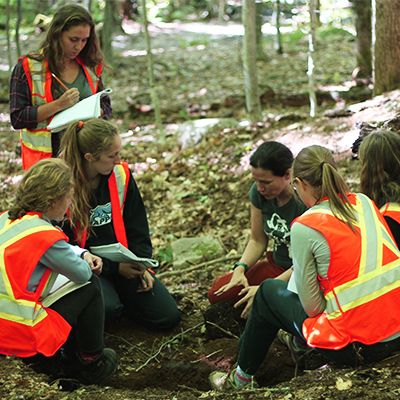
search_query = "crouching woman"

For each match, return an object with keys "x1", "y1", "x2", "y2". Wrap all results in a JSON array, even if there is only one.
[{"x1": 0, "y1": 158, "x2": 117, "y2": 385}]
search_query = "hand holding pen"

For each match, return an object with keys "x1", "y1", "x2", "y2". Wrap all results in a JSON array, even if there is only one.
[{"x1": 51, "y1": 73, "x2": 80, "y2": 110}]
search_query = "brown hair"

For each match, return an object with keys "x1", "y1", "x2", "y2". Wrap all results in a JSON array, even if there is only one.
[
  {"x1": 29, "y1": 4, "x2": 103, "y2": 75},
  {"x1": 293, "y1": 145, "x2": 356, "y2": 229},
  {"x1": 8, "y1": 158, "x2": 72, "y2": 220},
  {"x1": 60, "y1": 119, "x2": 119, "y2": 236},
  {"x1": 359, "y1": 130, "x2": 400, "y2": 208}
]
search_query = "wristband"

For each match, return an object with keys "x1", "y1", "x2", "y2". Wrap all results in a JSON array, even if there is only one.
[{"x1": 232, "y1": 261, "x2": 249, "y2": 272}]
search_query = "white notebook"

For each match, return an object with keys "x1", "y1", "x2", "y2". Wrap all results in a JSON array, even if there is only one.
[
  {"x1": 47, "y1": 88, "x2": 112, "y2": 132},
  {"x1": 89, "y1": 242, "x2": 159, "y2": 271}
]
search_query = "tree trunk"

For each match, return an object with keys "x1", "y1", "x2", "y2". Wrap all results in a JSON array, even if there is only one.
[
  {"x1": 274, "y1": 0, "x2": 283, "y2": 54},
  {"x1": 373, "y1": 0, "x2": 400, "y2": 95},
  {"x1": 5, "y1": 0, "x2": 12, "y2": 71},
  {"x1": 15, "y1": 0, "x2": 22, "y2": 57},
  {"x1": 141, "y1": 0, "x2": 164, "y2": 139},
  {"x1": 218, "y1": 0, "x2": 225, "y2": 21},
  {"x1": 351, "y1": 0, "x2": 372, "y2": 78},
  {"x1": 308, "y1": 0, "x2": 317, "y2": 117},
  {"x1": 102, "y1": 0, "x2": 114, "y2": 64},
  {"x1": 255, "y1": 1, "x2": 266, "y2": 60},
  {"x1": 242, "y1": 0, "x2": 261, "y2": 121},
  {"x1": 309, "y1": 0, "x2": 318, "y2": 49}
]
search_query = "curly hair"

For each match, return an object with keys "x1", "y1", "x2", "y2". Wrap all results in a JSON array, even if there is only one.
[
  {"x1": 359, "y1": 130, "x2": 400, "y2": 208},
  {"x1": 29, "y1": 4, "x2": 103, "y2": 75},
  {"x1": 8, "y1": 158, "x2": 72, "y2": 220},
  {"x1": 293, "y1": 145, "x2": 356, "y2": 229}
]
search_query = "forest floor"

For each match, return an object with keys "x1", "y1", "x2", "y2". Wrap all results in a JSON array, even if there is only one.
[{"x1": 1, "y1": 19, "x2": 400, "y2": 400}]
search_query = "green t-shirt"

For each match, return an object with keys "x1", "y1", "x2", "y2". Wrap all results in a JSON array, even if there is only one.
[
  {"x1": 249, "y1": 182, "x2": 307, "y2": 268},
  {"x1": 52, "y1": 67, "x2": 93, "y2": 100}
]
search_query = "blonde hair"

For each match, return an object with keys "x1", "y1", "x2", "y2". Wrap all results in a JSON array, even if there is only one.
[
  {"x1": 9, "y1": 158, "x2": 72, "y2": 220},
  {"x1": 359, "y1": 130, "x2": 400, "y2": 208},
  {"x1": 60, "y1": 119, "x2": 119, "y2": 237},
  {"x1": 293, "y1": 145, "x2": 356, "y2": 229}
]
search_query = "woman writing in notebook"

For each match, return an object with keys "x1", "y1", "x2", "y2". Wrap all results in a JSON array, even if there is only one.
[
  {"x1": 0, "y1": 158, "x2": 117, "y2": 385},
  {"x1": 60, "y1": 118, "x2": 181, "y2": 330},
  {"x1": 9, "y1": 3, "x2": 111, "y2": 170}
]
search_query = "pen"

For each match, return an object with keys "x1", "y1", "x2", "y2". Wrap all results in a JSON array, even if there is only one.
[{"x1": 51, "y1": 73, "x2": 69, "y2": 92}]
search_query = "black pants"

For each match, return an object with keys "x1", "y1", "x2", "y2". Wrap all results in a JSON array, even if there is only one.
[
  {"x1": 100, "y1": 274, "x2": 181, "y2": 330},
  {"x1": 50, "y1": 274, "x2": 104, "y2": 354},
  {"x1": 238, "y1": 279, "x2": 400, "y2": 374}
]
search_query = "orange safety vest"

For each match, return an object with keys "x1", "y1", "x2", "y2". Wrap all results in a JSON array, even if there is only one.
[
  {"x1": 78, "y1": 162, "x2": 130, "y2": 248},
  {"x1": 0, "y1": 212, "x2": 72, "y2": 357},
  {"x1": 381, "y1": 202, "x2": 400, "y2": 225},
  {"x1": 20, "y1": 56, "x2": 103, "y2": 170},
  {"x1": 295, "y1": 193, "x2": 400, "y2": 350}
]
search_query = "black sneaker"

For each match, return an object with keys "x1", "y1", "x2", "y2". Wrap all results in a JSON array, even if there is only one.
[{"x1": 78, "y1": 348, "x2": 118, "y2": 385}]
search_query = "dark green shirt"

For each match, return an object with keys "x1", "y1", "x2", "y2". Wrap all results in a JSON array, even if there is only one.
[{"x1": 249, "y1": 182, "x2": 307, "y2": 267}]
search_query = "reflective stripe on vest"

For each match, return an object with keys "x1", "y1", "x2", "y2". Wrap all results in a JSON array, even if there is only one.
[
  {"x1": 305, "y1": 194, "x2": 400, "y2": 320},
  {"x1": 0, "y1": 214, "x2": 62, "y2": 326},
  {"x1": 299, "y1": 193, "x2": 400, "y2": 348},
  {"x1": 20, "y1": 57, "x2": 102, "y2": 169}
]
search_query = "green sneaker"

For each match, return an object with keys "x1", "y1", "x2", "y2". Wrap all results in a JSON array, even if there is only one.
[{"x1": 209, "y1": 368, "x2": 257, "y2": 390}]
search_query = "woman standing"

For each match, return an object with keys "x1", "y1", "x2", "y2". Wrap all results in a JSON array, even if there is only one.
[
  {"x1": 10, "y1": 4, "x2": 111, "y2": 170},
  {"x1": 359, "y1": 130, "x2": 400, "y2": 246},
  {"x1": 210, "y1": 145, "x2": 400, "y2": 390},
  {"x1": 60, "y1": 119, "x2": 181, "y2": 330},
  {"x1": 0, "y1": 158, "x2": 117, "y2": 385}
]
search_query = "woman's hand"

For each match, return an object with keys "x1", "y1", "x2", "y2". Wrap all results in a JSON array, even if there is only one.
[
  {"x1": 137, "y1": 269, "x2": 155, "y2": 293},
  {"x1": 214, "y1": 267, "x2": 249, "y2": 296},
  {"x1": 56, "y1": 88, "x2": 80, "y2": 110},
  {"x1": 83, "y1": 252, "x2": 103, "y2": 275},
  {"x1": 234, "y1": 285, "x2": 259, "y2": 319},
  {"x1": 118, "y1": 262, "x2": 144, "y2": 279}
]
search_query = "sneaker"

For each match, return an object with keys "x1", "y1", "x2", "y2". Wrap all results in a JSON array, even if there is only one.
[
  {"x1": 78, "y1": 348, "x2": 118, "y2": 385},
  {"x1": 209, "y1": 368, "x2": 258, "y2": 390},
  {"x1": 277, "y1": 330, "x2": 311, "y2": 364}
]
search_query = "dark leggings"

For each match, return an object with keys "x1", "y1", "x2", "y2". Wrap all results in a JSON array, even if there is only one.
[
  {"x1": 49, "y1": 274, "x2": 105, "y2": 354},
  {"x1": 100, "y1": 274, "x2": 181, "y2": 330},
  {"x1": 238, "y1": 279, "x2": 400, "y2": 374}
]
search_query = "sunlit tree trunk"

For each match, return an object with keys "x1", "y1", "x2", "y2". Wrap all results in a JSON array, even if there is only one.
[
  {"x1": 274, "y1": 0, "x2": 283, "y2": 54},
  {"x1": 372, "y1": 0, "x2": 400, "y2": 95},
  {"x1": 242, "y1": 0, "x2": 261, "y2": 121},
  {"x1": 5, "y1": 0, "x2": 12, "y2": 71},
  {"x1": 351, "y1": 0, "x2": 372, "y2": 78},
  {"x1": 218, "y1": 0, "x2": 225, "y2": 21},
  {"x1": 309, "y1": 0, "x2": 318, "y2": 48},
  {"x1": 15, "y1": 0, "x2": 22, "y2": 57},
  {"x1": 102, "y1": 0, "x2": 114, "y2": 64},
  {"x1": 141, "y1": 0, "x2": 164, "y2": 139},
  {"x1": 308, "y1": 0, "x2": 317, "y2": 117}
]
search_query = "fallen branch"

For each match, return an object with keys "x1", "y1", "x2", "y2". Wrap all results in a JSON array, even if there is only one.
[
  {"x1": 158, "y1": 254, "x2": 239, "y2": 279},
  {"x1": 205, "y1": 321, "x2": 240, "y2": 340},
  {"x1": 135, "y1": 322, "x2": 204, "y2": 372},
  {"x1": 105, "y1": 333, "x2": 153, "y2": 358}
]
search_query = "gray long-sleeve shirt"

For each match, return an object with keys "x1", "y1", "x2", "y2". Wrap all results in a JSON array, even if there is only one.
[{"x1": 27, "y1": 240, "x2": 92, "y2": 292}]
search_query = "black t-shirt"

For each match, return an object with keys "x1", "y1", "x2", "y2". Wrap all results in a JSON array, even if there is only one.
[
  {"x1": 385, "y1": 216, "x2": 400, "y2": 248},
  {"x1": 64, "y1": 170, "x2": 152, "y2": 276}
]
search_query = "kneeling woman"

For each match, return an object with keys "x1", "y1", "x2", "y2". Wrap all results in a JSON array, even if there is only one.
[
  {"x1": 0, "y1": 159, "x2": 117, "y2": 384},
  {"x1": 60, "y1": 119, "x2": 180, "y2": 329},
  {"x1": 210, "y1": 145, "x2": 400, "y2": 389}
]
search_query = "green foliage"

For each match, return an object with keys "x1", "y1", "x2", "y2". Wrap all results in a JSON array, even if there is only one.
[
  {"x1": 282, "y1": 29, "x2": 306, "y2": 45},
  {"x1": 156, "y1": 245, "x2": 173, "y2": 264},
  {"x1": 317, "y1": 25, "x2": 355, "y2": 40}
]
